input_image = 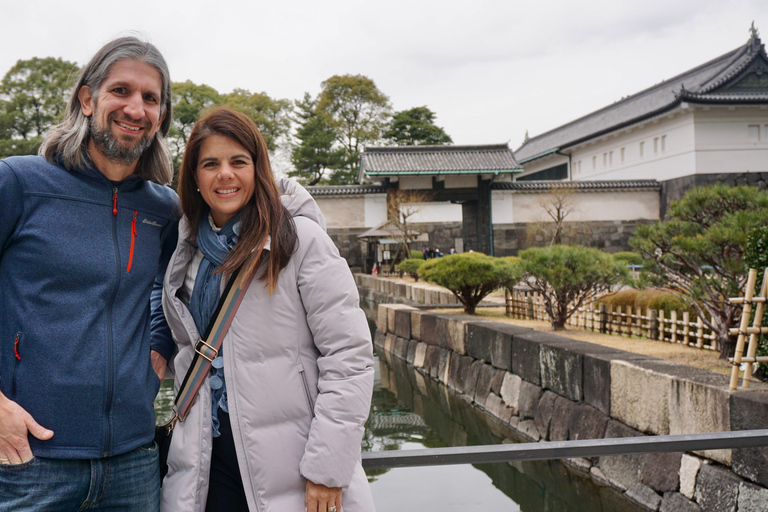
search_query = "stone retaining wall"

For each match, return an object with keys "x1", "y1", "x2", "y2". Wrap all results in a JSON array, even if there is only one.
[
  {"x1": 355, "y1": 274, "x2": 461, "y2": 306},
  {"x1": 374, "y1": 301, "x2": 768, "y2": 512}
]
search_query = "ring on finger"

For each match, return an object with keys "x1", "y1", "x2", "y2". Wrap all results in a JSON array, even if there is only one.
[
  {"x1": 328, "y1": 507, "x2": 337, "y2": 512},
  {"x1": 0, "y1": 458, "x2": 10, "y2": 464}
]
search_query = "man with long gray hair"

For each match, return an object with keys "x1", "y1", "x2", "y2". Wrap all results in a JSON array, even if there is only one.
[{"x1": 0, "y1": 36, "x2": 178, "y2": 511}]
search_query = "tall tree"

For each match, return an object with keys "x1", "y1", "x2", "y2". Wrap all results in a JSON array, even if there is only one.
[
  {"x1": 630, "y1": 184, "x2": 768, "y2": 359},
  {"x1": 316, "y1": 74, "x2": 391, "y2": 184},
  {"x1": 384, "y1": 106, "x2": 452, "y2": 146},
  {"x1": 168, "y1": 80, "x2": 222, "y2": 170},
  {"x1": 0, "y1": 57, "x2": 79, "y2": 158},
  {"x1": 289, "y1": 93, "x2": 346, "y2": 185},
  {"x1": 223, "y1": 89, "x2": 291, "y2": 152}
]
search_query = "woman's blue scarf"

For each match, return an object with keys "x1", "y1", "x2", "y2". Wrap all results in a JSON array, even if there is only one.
[{"x1": 189, "y1": 208, "x2": 242, "y2": 437}]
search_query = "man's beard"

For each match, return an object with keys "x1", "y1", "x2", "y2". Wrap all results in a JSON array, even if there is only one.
[{"x1": 90, "y1": 114, "x2": 153, "y2": 166}]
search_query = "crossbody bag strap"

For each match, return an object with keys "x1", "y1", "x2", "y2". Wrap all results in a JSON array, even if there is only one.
[{"x1": 165, "y1": 264, "x2": 255, "y2": 429}]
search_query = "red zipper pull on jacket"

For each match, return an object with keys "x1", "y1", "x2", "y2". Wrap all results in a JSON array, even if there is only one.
[
  {"x1": 127, "y1": 211, "x2": 137, "y2": 272},
  {"x1": 14, "y1": 333, "x2": 21, "y2": 360},
  {"x1": 113, "y1": 187, "x2": 118, "y2": 216}
]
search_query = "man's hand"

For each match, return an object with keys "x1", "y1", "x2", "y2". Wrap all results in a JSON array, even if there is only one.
[
  {"x1": 305, "y1": 480, "x2": 342, "y2": 512},
  {"x1": 0, "y1": 393, "x2": 53, "y2": 465},
  {"x1": 151, "y1": 350, "x2": 167, "y2": 381}
]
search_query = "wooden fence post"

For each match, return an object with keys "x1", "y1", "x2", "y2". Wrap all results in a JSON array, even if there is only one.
[
  {"x1": 696, "y1": 316, "x2": 704, "y2": 348},
  {"x1": 527, "y1": 296, "x2": 534, "y2": 320},
  {"x1": 649, "y1": 309, "x2": 658, "y2": 340},
  {"x1": 659, "y1": 310, "x2": 666, "y2": 342},
  {"x1": 671, "y1": 310, "x2": 678, "y2": 343},
  {"x1": 683, "y1": 312, "x2": 690, "y2": 345},
  {"x1": 599, "y1": 303, "x2": 608, "y2": 334}
]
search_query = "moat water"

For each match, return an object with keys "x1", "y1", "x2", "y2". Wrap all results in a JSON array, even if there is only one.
[{"x1": 155, "y1": 319, "x2": 644, "y2": 512}]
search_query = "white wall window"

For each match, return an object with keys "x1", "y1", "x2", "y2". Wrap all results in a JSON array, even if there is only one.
[
  {"x1": 653, "y1": 137, "x2": 659, "y2": 154},
  {"x1": 639, "y1": 141, "x2": 645, "y2": 157},
  {"x1": 749, "y1": 124, "x2": 760, "y2": 141},
  {"x1": 603, "y1": 153, "x2": 607, "y2": 167},
  {"x1": 575, "y1": 160, "x2": 582, "y2": 175},
  {"x1": 620, "y1": 147, "x2": 625, "y2": 162},
  {"x1": 661, "y1": 135, "x2": 667, "y2": 152},
  {"x1": 592, "y1": 156, "x2": 597, "y2": 169},
  {"x1": 609, "y1": 151, "x2": 614, "y2": 166}
]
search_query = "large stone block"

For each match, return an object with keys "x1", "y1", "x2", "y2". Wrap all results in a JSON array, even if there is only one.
[
  {"x1": 443, "y1": 316, "x2": 468, "y2": 355},
  {"x1": 437, "y1": 349, "x2": 451, "y2": 383},
  {"x1": 377, "y1": 304, "x2": 389, "y2": 333},
  {"x1": 738, "y1": 481, "x2": 768, "y2": 512},
  {"x1": 668, "y1": 365, "x2": 731, "y2": 465},
  {"x1": 464, "y1": 360, "x2": 484, "y2": 400},
  {"x1": 549, "y1": 395, "x2": 578, "y2": 442},
  {"x1": 405, "y1": 339, "x2": 417, "y2": 365},
  {"x1": 491, "y1": 324, "x2": 530, "y2": 371},
  {"x1": 694, "y1": 463, "x2": 741, "y2": 512},
  {"x1": 625, "y1": 483, "x2": 662, "y2": 511},
  {"x1": 410, "y1": 310, "x2": 422, "y2": 341},
  {"x1": 413, "y1": 342, "x2": 427, "y2": 368},
  {"x1": 583, "y1": 349, "x2": 651, "y2": 416},
  {"x1": 420, "y1": 313, "x2": 439, "y2": 346},
  {"x1": 534, "y1": 390, "x2": 558, "y2": 440},
  {"x1": 660, "y1": 492, "x2": 701, "y2": 512},
  {"x1": 731, "y1": 389, "x2": 768, "y2": 488},
  {"x1": 424, "y1": 345, "x2": 441, "y2": 379},
  {"x1": 610, "y1": 359, "x2": 671, "y2": 435},
  {"x1": 518, "y1": 380, "x2": 544, "y2": 420},
  {"x1": 447, "y1": 354, "x2": 473, "y2": 394},
  {"x1": 384, "y1": 333, "x2": 396, "y2": 354},
  {"x1": 539, "y1": 338, "x2": 584, "y2": 402},
  {"x1": 642, "y1": 452, "x2": 682, "y2": 493},
  {"x1": 464, "y1": 322, "x2": 495, "y2": 362},
  {"x1": 394, "y1": 336, "x2": 409, "y2": 360},
  {"x1": 512, "y1": 331, "x2": 551, "y2": 386},
  {"x1": 394, "y1": 307, "x2": 413, "y2": 340},
  {"x1": 680, "y1": 454, "x2": 702, "y2": 499},
  {"x1": 569, "y1": 402, "x2": 609, "y2": 442},
  {"x1": 500, "y1": 372, "x2": 522, "y2": 411},
  {"x1": 474, "y1": 363, "x2": 497, "y2": 405},
  {"x1": 599, "y1": 420, "x2": 645, "y2": 491},
  {"x1": 491, "y1": 368, "x2": 505, "y2": 395}
]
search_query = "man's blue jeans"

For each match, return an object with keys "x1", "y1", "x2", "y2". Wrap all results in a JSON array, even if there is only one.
[{"x1": 0, "y1": 441, "x2": 160, "y2": 512}]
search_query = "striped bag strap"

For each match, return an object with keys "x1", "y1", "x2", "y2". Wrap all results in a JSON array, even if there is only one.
[{"x1": 169, "y1": 265, "x2": 255, "y2": 426}]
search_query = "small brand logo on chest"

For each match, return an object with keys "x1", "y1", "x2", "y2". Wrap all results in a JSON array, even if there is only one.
[{"x1": 142, "y1": 219, "x2": 163, "y2": 228}]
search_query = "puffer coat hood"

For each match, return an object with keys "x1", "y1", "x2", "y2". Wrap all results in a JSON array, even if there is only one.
[{"x1": 161, "y1": 179, "x2": 375, "y2": 512}]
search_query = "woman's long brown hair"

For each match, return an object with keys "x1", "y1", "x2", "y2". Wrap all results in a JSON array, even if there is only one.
[{"x1": 178, "y1": 107, "x2": 297, "y2": 293}]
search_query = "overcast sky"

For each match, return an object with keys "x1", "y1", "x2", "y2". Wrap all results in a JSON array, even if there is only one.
[{"x1": 2, "y1": 0, "x2": 767, "y2": 154}]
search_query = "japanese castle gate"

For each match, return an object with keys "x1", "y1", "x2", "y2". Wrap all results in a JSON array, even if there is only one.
[{"x1": 359, "y1": 144, "x2": 523, "y2": 255}]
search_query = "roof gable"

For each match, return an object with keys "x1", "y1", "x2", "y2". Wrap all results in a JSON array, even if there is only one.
[{"x1": 516, "y1": 30, "x2": 768, "y2": 163}]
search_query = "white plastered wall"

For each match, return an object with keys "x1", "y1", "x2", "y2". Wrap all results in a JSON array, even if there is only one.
[{"x1": 491, "y1": 189, "x2": 659, "y2": 224}]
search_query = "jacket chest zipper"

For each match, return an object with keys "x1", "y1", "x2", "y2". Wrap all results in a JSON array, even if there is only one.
[
  {"x1": 10, "y1": 333, "x2": 21, "y2": 400},
  {"x1": 127, "y1": 211, "x2": 137, "y2": 272}
]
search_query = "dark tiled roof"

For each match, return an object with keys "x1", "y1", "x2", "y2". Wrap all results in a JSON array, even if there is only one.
[
  {"x1": 492, "y1": 180, "x2": 660, "y2": 191},
  {"x1": 306, "y1": 185, "x2": 386, "y2": 196},
  {"x1": 516, "y1": 34, "x2": 768, "y2": 162},
  {"x1": 361, "y1": 144, "x2": 522, "y2": 176}
]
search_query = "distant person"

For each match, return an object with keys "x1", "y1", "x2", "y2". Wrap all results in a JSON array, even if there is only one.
[
  {"x1": 161, "y1": 107, "x2": 374, "y2": 512},
  {"x1": 449, "y1": 246, "x2": 456, "y2": 254},
  {"x1": 0, "y1": 37, "x2": 178, "y2": 511}
]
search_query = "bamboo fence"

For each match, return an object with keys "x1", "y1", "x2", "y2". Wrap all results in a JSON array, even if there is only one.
[{"x1": 504, "y1": 289, "x2": 718, "y2": 351}]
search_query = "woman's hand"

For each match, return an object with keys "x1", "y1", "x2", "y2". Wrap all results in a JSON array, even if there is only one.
[{"x1": 305, "y1": 480, "x2": 342, "y2": 512}]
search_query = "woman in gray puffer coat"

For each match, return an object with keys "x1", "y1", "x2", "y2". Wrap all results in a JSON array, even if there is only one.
[{"x1": 160, "y1": 107, "x2": 375, "y2": 512}]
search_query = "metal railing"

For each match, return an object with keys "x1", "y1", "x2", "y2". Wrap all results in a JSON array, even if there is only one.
[{"x1": 361, "y1": 429, "x2": 768, "y2": 470}]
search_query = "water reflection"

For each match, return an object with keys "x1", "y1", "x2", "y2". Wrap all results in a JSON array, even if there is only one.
[{"x1": 371, "y1": 348, "x2": 645, "y2": 512}]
